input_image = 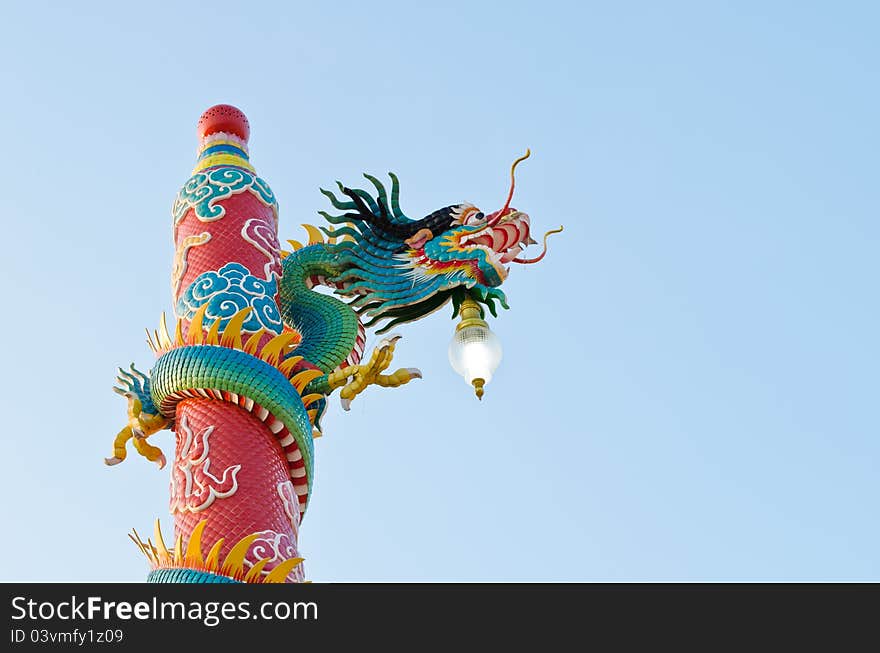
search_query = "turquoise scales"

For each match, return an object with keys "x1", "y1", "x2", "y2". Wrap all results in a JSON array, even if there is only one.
[
  {"x1": 279, "y1": 244, "x2": 359, "y2": 377},
  {"x1": 149, "y1": 344, "x2": 315, "y2": 498},
  {"x1": 147, "y1": 568, "x2": 241, "y2": 584}
]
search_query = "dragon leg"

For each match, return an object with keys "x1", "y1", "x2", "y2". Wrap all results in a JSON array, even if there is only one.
[
  {"x1": 104, "y1": 426, "x2": 133, "y2": 466},
  {"x1": 326, "y1": 334, "x2": 422, "y2": 410},
  {"x1": 374, "y1": 367, "x2": 423, "y2": 388},
  {"x1": 132, "y1": 431, "x2": 166, "y2": 469}
]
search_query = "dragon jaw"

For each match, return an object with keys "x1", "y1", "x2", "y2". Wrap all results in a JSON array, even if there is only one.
[
  {"x1": 456, "y1": 210, "x2": 534, "y2": 281},
  {"x1": 418, "y1": 210, "x2": 534, "y2": 286}
]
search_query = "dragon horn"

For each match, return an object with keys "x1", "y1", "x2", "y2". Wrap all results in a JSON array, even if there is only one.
[{"x1": 488, "y1": 149, "x2": 531, "y2": 227}]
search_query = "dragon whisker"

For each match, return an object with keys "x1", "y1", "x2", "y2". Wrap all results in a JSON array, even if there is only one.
[{"x1": 512, "y1": 226, "x2": 563, "y2": 265}]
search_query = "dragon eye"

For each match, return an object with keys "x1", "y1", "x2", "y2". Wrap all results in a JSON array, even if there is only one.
[{"x1": 464, "y1": 211, "x2": 484, "y2": 226}]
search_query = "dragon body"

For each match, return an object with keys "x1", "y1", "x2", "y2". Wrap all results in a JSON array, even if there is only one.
[{"x1": 112, "y1": 105, "x2": 559, "y2": 583}]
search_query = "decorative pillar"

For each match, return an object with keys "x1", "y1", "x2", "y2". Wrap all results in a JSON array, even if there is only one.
[{"x1": 117, "y1": 105, "x2": 314, "y2": 583}]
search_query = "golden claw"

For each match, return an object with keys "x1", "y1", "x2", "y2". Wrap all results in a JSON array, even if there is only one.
[
  {"x1": 327, "y1": 334, "x2": 422, "y2": 411},
  {"x1": 133, "y1": 428, "x2": 167, "y2": 470},
  {"x1": 106, "y1": 391, "x2": 171, "y2": 469}
]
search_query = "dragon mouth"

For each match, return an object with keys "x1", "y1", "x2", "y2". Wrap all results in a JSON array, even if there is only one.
[{"x1": 458, "y1": 212, "x2": 533, "y2": 279}]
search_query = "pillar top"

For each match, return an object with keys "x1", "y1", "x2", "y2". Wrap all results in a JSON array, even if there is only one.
[
  {"x1": 193, "y1": 104, "x2": 254, "y2": 173},
  {"x1": 197, "y1": 104, "x2": 250, "y2": 143}
]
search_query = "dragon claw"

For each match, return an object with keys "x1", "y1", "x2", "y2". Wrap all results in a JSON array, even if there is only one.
[
  {"x1": 109, "y1": 363, "x2": 171, "y2": 471},
  {"x1": 330, "y1": 335, "x2": 420, "y2": 408},
  {"x1": 380, "y1": 333, "x2": 402, "y2": 346}
]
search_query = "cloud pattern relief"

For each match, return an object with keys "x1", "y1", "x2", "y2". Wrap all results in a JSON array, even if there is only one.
[{"x1": 176, "y1": 263, "x2": 283, "y2": 334}]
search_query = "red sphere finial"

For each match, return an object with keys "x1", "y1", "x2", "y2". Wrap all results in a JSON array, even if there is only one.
[{"x1": 197, "y1": 104, "x2": 250, "y2": 142}]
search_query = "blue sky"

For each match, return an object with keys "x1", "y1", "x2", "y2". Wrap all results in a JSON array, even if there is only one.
[{"x1": 0, "y1": 1, "x2": 877, "y2": 581}]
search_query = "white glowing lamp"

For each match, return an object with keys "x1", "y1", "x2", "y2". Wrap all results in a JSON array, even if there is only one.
[{"x1": 448, "y1": 297, "x2": 503, "y2": 400}]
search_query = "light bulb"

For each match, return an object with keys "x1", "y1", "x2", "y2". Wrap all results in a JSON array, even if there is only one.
[{"x1": 448, "y1": 324, "x2": 503, "y2": 399}]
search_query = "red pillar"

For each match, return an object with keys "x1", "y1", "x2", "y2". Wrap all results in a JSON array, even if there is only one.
[{"x1": 165, "y1": 105, "x2": 303, "y2": 581}]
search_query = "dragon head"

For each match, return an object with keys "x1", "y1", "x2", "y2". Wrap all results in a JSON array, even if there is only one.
[
  {"x1": 319, "y1": 151, "x2": 561, "y2": 332},
  {"x1": 413, "y1": 205, "x2": 534, "y2": 288}
]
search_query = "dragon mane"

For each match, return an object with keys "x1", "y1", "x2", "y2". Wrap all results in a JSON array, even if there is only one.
[{"x1": 317, "y1": 174, "x2": 509, "y2": 334}]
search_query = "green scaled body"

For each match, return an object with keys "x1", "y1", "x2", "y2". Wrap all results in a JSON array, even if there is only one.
[
  {"x1": 150, "y1": 345, "x2": 315, "y2": 498},
  {"x1": 279, "y1": 244, "x2": 359, "y2": 376}
]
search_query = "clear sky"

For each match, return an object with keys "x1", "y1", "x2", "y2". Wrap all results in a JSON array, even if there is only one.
[{"x1": 0, "y1": 0, "x2": 877, "y2": 581}]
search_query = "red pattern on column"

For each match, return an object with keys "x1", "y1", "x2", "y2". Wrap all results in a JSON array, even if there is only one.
[
  {"x1": 173, "y1": 190, "x2": 282, "y2": 304},
  {"x1": 171, "y1": 400, "x2": 303, "y2": 582}
]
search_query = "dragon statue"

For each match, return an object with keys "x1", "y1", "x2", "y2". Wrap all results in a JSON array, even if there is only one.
[{"x1": 108, "y1": 105, "x2": 560, "y2": 583}]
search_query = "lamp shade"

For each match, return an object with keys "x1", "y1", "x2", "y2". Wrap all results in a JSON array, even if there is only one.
[{"x1": 448, "y1": 325, "x2": 503, "y2": 386}]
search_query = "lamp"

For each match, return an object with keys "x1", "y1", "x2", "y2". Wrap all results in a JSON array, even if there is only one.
[{"x1": 448, "y1": 296, "x2": 503, "y2": 400}]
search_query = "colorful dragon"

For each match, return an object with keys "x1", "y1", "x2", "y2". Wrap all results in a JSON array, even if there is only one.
[{"x1": 109, "y1": 105, "x2": 560, "y2": 583}]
